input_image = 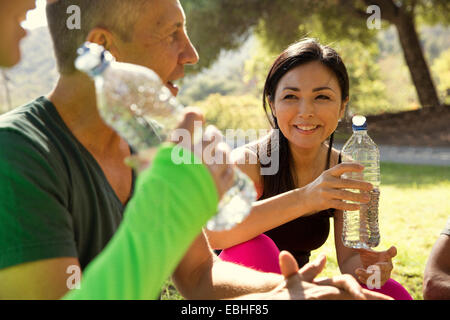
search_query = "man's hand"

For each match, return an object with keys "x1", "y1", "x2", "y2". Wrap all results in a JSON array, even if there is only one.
[
  {"x1": 132, "y1": 107, "x2": 234, "y2": 199},
  {"x1": 267, "y1": 251, "x2": 391, "y2": 300},
  {"x1": 173, "y1": 107, "x2": 234, "y2": 199}
]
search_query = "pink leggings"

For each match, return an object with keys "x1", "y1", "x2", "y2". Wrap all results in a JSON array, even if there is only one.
[{"x1": 219, "y1": 234, "x2": 413, "y2": 300}]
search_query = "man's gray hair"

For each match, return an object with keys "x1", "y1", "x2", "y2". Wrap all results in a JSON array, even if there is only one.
[{"x1": 46, "y1": 0, "x2": 149, "y2": 75}]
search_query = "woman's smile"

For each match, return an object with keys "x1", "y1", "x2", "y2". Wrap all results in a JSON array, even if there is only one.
[{"x1": 293, "y1": 124, "x2": 322, "y2": 135}]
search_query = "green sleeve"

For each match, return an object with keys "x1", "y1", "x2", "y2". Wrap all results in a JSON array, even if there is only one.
[{"x1": 63, "y1": 143, "x2": 219, "y2": 300}]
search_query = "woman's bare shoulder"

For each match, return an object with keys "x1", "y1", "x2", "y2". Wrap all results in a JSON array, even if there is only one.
[{"x1": 231, "y1": 139, "x2": 267, "y2": 185}]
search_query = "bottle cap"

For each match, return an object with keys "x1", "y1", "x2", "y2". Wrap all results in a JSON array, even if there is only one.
[
  {"x1": 352, "y1": 115, "x2": 367, "y2": 131},
  {"x1": 75, "y1": 42, "x2": 114, "y2": 77}
]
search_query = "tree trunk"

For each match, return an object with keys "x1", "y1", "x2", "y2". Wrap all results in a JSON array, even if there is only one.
[{"x1": 394, "y1": 10, "x2": 441, "y2": 108}]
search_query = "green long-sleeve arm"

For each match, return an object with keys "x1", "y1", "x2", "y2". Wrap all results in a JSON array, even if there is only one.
[{"x1": 63, "y1": 143, "x2": 219, "y2": 299}]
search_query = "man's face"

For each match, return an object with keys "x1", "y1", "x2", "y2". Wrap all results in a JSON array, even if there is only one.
[
  {"x1": 0, "y1": 0, "x2": 36, "y2": 67},
  {"x1": 114, "y1": 0, "x2": 199, "y2": 96}
]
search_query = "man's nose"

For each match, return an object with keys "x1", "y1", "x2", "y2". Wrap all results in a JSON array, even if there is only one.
[{"x1": 180, "y1": 36, "x2": 199, "y2": 66}]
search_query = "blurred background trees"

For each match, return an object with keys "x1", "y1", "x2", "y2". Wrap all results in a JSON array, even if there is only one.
[
  {"x1": 178, "y1": 0, "x2": 449, "y2": 132},
  {"x1": 1, "y1": 1, "x2": 449, "y2": 134}
]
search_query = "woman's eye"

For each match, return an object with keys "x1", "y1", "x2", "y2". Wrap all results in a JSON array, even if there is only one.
[
  {"x1": 283, "y1": 94, "x2": 297, "y2": 100},
  {"x1": 316, "y1": 95, "x2": 330, "y2": 100}
]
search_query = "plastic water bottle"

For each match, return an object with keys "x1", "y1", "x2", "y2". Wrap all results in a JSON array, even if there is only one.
[
  {"x1": 341, "y1": 115, "x2": 380, "y2": 249},
  {"x1": 74, "y1": 42, "x2": 256, "y2": 231}
]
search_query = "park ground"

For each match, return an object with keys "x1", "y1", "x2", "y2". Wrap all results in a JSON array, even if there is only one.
[{"x1": 161, "y1": 161, "x2": 449, "y2": 300}]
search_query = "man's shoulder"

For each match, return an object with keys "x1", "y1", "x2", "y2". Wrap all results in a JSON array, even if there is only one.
[
  {"x1": 0, "y1": 97, "x2": 62, "y2": 153},
  {"x1": 0, "y1": 96, "x2": 51, "y2": 128}
]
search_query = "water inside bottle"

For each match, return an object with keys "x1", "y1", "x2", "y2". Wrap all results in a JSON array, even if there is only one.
[{"x1": 342, "y1": 187, "x2": 380, "y2": 249}]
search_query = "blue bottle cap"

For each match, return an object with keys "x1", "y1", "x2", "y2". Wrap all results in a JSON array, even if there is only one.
[
  {"x1": 352, "y1": 115, "x2": 367, "y2": 131},
  {"x1": 75, "y1": 42, "x2": 114, "y2": 77}
]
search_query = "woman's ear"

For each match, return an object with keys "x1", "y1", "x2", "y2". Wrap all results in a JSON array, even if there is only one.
[
  {"x1": 339, "y1": 97, "x2": 349, "y2": 119},
  {"x1": 86, "y1": 27, "x2": 120, "y2": 59},
  {"x1": 269, "y1": 99, "x2": 276, "y2": 118}
]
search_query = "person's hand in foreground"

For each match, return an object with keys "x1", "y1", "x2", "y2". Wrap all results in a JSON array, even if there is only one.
[
  {"x1": 355, "y1": 246, "x2": 397, "y2": 288},
  {"x1": 128, "y1": 107, "x2": 234, "y2": 199},
  {"x1": 266, "y1": 251, "x2": 392, "y2": 300}
]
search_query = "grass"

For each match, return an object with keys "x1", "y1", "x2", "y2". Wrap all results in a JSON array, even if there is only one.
[
  {"x1": 310, "y1": 162, "x2": 450, "y2": 300},
  {"x1": 161, "y1": 162, "x2": 450, "y2": 300}
]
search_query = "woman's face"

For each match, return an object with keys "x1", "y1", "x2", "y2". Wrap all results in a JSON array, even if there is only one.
[{"x1": 271, "y1": 60, "x2": 347, "y2": 150}]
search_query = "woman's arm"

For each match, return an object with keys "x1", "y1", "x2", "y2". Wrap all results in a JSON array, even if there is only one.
[
  {"x1": 333, "y1": 210, "x2": 363, "y2": 279},
  {"x1": 206, "y1": 146, "x2": 373, "y2": 250},
  {"x1": 205, "y1": 146, "x2": 316, "y2": 249}
]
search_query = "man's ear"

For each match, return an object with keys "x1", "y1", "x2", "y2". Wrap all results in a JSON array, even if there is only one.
[{"x1": 86, "y1": 27, "x2": 120, "y2": 59}]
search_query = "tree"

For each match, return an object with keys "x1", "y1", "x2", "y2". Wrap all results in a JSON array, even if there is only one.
[
  {"x1": 184, "y1": 0, "x2": 449, "y2": 108},
  {"x1": 338, "y1": 0, "x2": 446, "y2": 108}
]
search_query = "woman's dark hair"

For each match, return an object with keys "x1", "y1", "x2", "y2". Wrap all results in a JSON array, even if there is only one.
[{"x1": 258, "y1": 38, "x2": 350, "y2": 200}]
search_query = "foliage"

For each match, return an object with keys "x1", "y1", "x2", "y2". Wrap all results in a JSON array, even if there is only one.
[
  {"x1": 377, "y1": 53, "x2": 420, "y2": 111},
  {"x1": 195, "y1": 93, "x2": 270, "y2": 133},
  {"x1": 183, "y1": 0, "x2": 377, "y2": 72},
  {"x1": 178, "y1": 38, "x2": 255, "y2": 106},
  {"x1": 183, "y1": 0, "x2": 449, "y2": 109},
  {"x1": 182, "y1": 0, "x2": 262, "y2": 73},
  {"x1": 337, "y1": 41, "x2": 391, "y2": 116},
  {"x1": 431, "y1": 48, "x2": 450, "y2": 104},
  {"x1": 414, "y1": 0, "x2": 450, "y2": 26},
  {"x1": 378, "y1": 25, "x2": 450, "y2": 63}
]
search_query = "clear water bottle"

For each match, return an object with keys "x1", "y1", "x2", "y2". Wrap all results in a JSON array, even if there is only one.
[
  {"x1": 341, "y1": 115, "x2": 380, "y2": 249},
  {"x1": 74, "y1": 42, "x2": 256, "y2": 231}
]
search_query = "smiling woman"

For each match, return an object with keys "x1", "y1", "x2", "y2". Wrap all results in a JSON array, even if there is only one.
[{"x1": 205, "y1": 38, "x2": 412, "y2": 300}]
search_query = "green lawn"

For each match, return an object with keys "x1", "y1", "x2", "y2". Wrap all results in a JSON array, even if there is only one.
[{"x1": 162, "y1": 162, "x2": 450, "y2": 300}]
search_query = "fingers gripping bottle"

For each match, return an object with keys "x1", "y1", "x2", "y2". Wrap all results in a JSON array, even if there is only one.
[
  {"x1": 341, "y1": 116, "x2": 380, "y2": 249},
  {"x1": 74, "y1": 42, "x2": 256, "y2": 231}
]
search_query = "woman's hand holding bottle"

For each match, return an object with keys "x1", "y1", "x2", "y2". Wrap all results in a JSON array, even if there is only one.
[{"x1": 301, "y1": 162, "x2": 374, "y2": 214}]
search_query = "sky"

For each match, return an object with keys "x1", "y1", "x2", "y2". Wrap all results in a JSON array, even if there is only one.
[{"x1": 22, "y1": 0, "x2": 48, "y2": 30}]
